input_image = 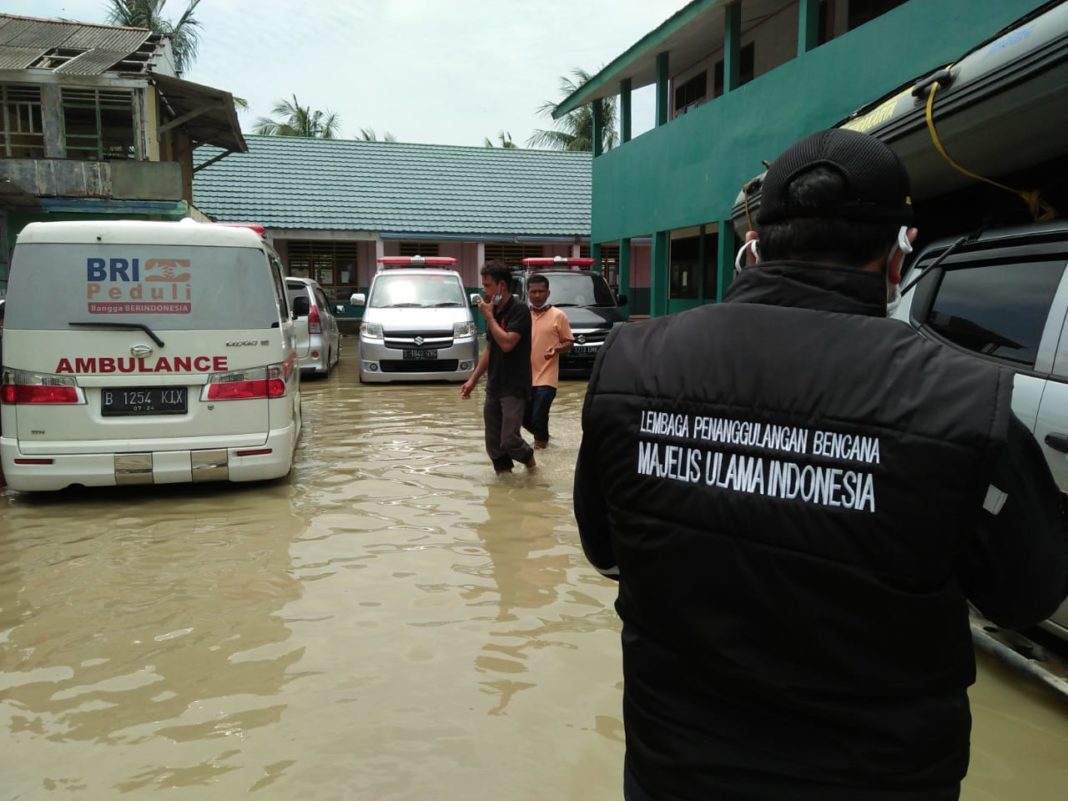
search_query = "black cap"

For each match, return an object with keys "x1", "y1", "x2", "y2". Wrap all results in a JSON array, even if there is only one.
[{"x1": 756, "y1": 129, "x2": 913, "y2": 226}]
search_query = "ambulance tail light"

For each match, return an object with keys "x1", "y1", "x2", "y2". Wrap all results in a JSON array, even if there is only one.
[
  {"x1": 1, "y1": 369, "x2": 84, "y2": 405},
  {"x1": 307, "y1": 304, "x2": 322, "y2": 334},
  {"x1": 202, "y1": 364, "x2": 287, "y2": 401}
]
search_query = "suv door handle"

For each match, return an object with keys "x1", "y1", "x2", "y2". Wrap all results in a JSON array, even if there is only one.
[{"x1": 1045, "y1": 433, "x2": 1068, "y2": 453}]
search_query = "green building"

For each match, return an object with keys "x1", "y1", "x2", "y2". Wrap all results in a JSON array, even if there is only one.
[{"x1": 556, "y1": 0, "x2": 1053, "y2": 317}]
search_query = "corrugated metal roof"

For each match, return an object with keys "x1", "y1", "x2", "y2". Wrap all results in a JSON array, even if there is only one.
[
  {"x1": 0, "y1": 13, "x2": 156, "y2": 74},
  {"x1": 192, "y1": 136, "x2": 591, "y2": 238}
]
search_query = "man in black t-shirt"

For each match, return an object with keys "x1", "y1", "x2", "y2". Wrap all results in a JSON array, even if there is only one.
[{"x1": 460, "y1": 261, "x2": 535, "y2": 473}]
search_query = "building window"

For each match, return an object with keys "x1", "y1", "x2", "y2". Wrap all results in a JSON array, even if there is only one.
[
  {"x1": 398, "y1": 241, "x2": 440, "y2": 257},
  {"x1": 0, "y1": 84, "x2": 44, "y2": 158},
  {"x1": 674, "y1": 71, "x2": 708, "y2": 115},
  {"x1": 484, "y1": 243, "x2": 545, "y2": 264},
  {"x1": 62, "y1": 87, "x2": 135, "y2": 160},
  {"x1": 287, "y1": 241, "x2": 359, "y2": 301},
  {"x1": 713, "y1": 43, "x2": 755, "y2": 97},
  {"x1": 847, "y1": 0, "x2": 909, "y2": 31}
]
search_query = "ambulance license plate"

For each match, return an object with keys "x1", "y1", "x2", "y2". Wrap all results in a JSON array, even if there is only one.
[
  {"x1": 403, "y1": 349, "x2": 437, "y2": 360},
  {"x1": 101, "y1": 387, "x2": 188, "y2": 416}
]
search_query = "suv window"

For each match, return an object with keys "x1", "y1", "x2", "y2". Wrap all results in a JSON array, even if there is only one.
[{"x1": 925, "y1": 260, "x2": 1065, "y2": 368}]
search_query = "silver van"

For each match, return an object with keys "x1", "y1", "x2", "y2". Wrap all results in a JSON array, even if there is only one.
[
  {"x1": 285, "y1": 277, "x2": 341, "y2": 376},
  {"x1": 351, "y1": 257, "x2": 479, "y2": 384}
]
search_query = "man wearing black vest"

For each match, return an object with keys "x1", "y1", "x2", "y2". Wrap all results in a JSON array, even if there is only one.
[
  {"x1": 574, "y1": 129, "x2": 1068, "y2": 801},
  {"x1": 461, "y1": 260, "x2": 536, "y2": 474}
]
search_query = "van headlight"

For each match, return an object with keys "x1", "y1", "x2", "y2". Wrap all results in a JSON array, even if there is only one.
[
  {"x1": 360, "y1": 322, "x2": 384, "y2": 339},
  {"x1": 453, "y1": 321, "x2": 476, "y2": 338}
]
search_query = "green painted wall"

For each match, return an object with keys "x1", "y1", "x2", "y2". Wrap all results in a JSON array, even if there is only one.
[{"x1": 592, "y1": 0, "x2": 1046, "y2": 243}]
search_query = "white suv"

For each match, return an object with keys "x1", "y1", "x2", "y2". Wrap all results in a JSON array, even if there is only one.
[
  {"x1": 351, "y1": 257, "x2": 479, "y2": 384},
  {"x1": 893, "y1": 221, "x2": 1068, "y2": 639}
]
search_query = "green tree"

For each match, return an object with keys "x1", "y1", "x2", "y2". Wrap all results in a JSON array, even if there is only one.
[
  {"x1": 357, "y1": 128, "x2": 396, "y2": 142},
  {"x1": 253, "y1": 95, "x2": 342, "y2": 138},
  {"x1": 483, "y1": 131, "x2": 517, "y2": 149},
  {"x1": 528, "y1": 68, "x2": 617, "y2": 153},
  {"x1": 105, "y1": 0, "x2": 202, "y2": 76}
]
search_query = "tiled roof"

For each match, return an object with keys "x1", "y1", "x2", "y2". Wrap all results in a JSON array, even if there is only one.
[{"x1": 192, "y1": 135, "x2": 591, "y2": 237}]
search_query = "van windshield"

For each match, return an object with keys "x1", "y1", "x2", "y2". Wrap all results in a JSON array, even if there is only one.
[
  {"x1": 369, "y1": 273, "x2": 466, "y2": 308},
  {"x1": 5, "y1": 244, "x2": 282, "y2": 331},
  {"x1": 541, "y1": 273, "x2": 616, "y2": 307}
]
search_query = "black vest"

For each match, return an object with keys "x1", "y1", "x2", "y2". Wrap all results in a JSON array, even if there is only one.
[{"x1": 582, "y1": 262, "x2": 1013, "y2": 799}]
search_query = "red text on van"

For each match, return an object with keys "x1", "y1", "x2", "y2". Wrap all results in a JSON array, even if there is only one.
[{"x1": 55, "y1": 356, "x2": 227, "y2": 374}]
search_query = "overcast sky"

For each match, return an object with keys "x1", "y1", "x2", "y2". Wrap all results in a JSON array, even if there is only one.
[{"x1": 9, "y1": 0, "x2": 691, "y2": 147}]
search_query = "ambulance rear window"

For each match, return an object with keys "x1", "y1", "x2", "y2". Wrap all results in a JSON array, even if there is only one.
[{"x1": 5, "y1": 243, "x2": 282, "y2": 331}]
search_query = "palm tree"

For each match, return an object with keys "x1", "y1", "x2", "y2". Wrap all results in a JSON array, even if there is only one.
[
  {"x1": 253, "y1": 95, "x2": 342, "y2": 138},
  {"x1": 483, "y1": 131, "x2": 517, "y2": 149},
  {"x1": 528, "y1": 68, "x2": 617, "y2": 153},
  {"x1": 357, "y1": 128, "x2": 396, "y2": 142},
  {"x1": 105, "y1": 0, "x2": 202, "y2": 76}
]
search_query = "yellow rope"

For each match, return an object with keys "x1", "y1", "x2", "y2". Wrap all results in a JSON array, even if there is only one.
[{"x1": 925, "y1": 77, "x2": 1056, "y2": 221}]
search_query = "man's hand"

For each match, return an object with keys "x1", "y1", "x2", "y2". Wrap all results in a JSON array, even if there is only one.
[
  {"x1": 544, "y1": 345, "x2": 557, "y2": 361},
  {"x1": 459, "y1": 379, "x2": 475, "y2": 400},
  {"x1": 476, "y1": 299, "x2": 494, "y2": 321}
]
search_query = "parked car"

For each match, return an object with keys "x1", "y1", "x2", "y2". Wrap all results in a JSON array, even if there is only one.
[
  {"x1": 513, "y1": 257, "x2": 627, "y2": 377},
  {"x1": 351, "y1": 256, "x2": 479, "y2": 384},
  {"x1": 892, "y1": 220, "x2": 1068, "y2": 640},
  {"x1": 285, "y1": 277, "x2": 340, "y2": 377}
]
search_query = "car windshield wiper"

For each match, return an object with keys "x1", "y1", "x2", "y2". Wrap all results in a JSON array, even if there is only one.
[
  {"x1": 553, "y1": 302, "x2": 579, "y2": 307},
  {"x1": 431, "y1": 301, "x2": 462, "y2": 307},
  {"x1": 68, "y1": 321, "x2": 165, "y2": 347},
  {"x1": 385, "y1": 303, "x2": 423, "y2": 308}
]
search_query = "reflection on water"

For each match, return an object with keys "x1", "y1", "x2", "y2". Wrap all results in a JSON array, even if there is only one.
[{"x1": 1, "y1": 345, "x2": 1065, "y2": 799}]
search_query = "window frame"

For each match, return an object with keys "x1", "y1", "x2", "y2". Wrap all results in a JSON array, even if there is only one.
[
  {"x1": 908, "y1": 242, "x2": 1068, "y2": 376},
  {"x1": 0, "y1": 84, "x2": 45, "y2": 158}
]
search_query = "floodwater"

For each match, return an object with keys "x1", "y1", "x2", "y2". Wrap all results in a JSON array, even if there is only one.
[{"x1": 1, "y1": 344, "x2": 1065, "y2": 800}]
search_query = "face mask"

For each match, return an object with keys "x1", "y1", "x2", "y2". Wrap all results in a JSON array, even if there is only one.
[
  {"x1": 530, "y1": 300, "x2": 548, "y2": 311},
  {"x1": 733, "y1": 239, "x2": 760, "y2": 276},
  {"x1": 492, "y1": 292, "x2": 503, "y2": 306},
  {"x1": 884, "y1": 226, "x2": 912, "y2": 317}
]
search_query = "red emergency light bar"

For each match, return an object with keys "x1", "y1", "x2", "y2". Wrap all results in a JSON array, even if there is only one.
[
  {"x1": 215, "y1": 222, "x2": 266, "y2": 237},
  {"x1": 377, "y1": 256, "x2": 457, "y2": 267},
  {"x1": 521, "y1": 257, "x2": 597, "y2": 268}
]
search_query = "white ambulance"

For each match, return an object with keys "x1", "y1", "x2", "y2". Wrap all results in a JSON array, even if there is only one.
[{"x1": 0, "y1": 219, "x2": 302, "y2": 491}]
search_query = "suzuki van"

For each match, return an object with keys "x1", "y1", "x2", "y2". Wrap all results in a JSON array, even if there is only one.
[
  {"x1": 351, "y1": 256, "x2": 479, "y2": 383},
  {"x1": 0, "y1": 219, "x2": 302, "y2": 491}
]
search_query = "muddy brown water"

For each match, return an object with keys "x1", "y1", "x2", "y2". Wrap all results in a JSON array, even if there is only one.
[{"x1": 1, "y1": 346, "x2": 1065, "y2": 799}]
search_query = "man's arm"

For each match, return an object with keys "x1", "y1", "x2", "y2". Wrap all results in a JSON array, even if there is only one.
[
  {"x1": 574, "y1": 399, "x2": 619, "y2": 581},
  {"x1": 459, "y1": 347, "x2": 489, "y2": 399},
  {"x1": 962, "y1": 413, "x2": 1068, "y2": 628},
  {"x1": 479, "y1": 300, "x2": 521, "y2": 352}
]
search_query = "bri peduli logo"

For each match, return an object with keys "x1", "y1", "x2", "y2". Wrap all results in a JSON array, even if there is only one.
[{"x1": 86, "y1": 257, "x2": 193, "y2": 314}]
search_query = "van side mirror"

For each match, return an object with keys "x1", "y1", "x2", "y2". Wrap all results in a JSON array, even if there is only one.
[
  {"x1": 616, "y1": 294, "x2": 628, "y2": 306},
  {"x1": 469, "y1": 293, "x2": 482, "y2": 306},
  {"x1": 291, "y1": 295, "x2": 310, "y2": 317},
  {"x1": 351, "y1": 292, "x2": 366, "y2": 307}
]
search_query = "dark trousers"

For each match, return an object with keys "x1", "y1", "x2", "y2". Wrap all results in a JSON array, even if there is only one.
[
  {"x1": 484, "y1": 393, "x2": 533, "y2": 471},
  {"x1": 522, "y1": 385, "x2": 557, "y2": 443}
]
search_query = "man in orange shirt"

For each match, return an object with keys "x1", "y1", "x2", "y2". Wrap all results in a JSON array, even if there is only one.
[{"x1": 523, "y1": 274, "x2": 574, "y2": 449}]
